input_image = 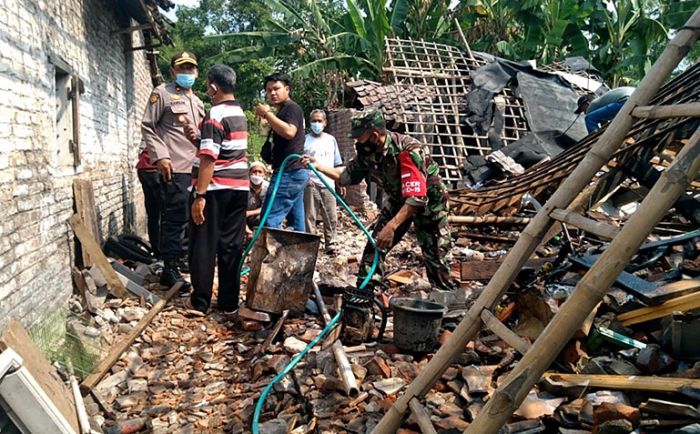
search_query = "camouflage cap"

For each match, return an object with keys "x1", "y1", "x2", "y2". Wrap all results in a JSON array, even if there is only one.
[{"x1": 349, "y1": 109, "x2": 386, "y2": 138}]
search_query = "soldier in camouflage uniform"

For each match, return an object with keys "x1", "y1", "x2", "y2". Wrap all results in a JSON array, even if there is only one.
[{"x1": 302, "y1": 109, "x2": 456, "y2": 293}]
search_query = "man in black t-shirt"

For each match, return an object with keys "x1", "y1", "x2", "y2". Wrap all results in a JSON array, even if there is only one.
[{"x1": 255, "y1": 73, "x2": 309, "y2": 231}]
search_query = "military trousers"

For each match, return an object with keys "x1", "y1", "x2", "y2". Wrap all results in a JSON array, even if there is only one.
[{"x1": 356, "y1": 207, "x2": 455, "y2": 292}]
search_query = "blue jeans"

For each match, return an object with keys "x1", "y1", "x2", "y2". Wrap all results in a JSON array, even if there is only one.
[
  {"x1": 585, "y1": 101, "x2": 624, "y2": 133},
  {"x1": 261, "y1": 169, "x2": 309, "y2": 232}
]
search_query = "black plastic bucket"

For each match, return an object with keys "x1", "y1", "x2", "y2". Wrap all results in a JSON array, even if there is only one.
[{"x1": 390, "y1": 297, "x2": 447, "y2": 352}]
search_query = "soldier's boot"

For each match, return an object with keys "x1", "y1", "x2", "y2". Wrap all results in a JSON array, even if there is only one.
[{"x1": 160, "y1": 260, "x2": 190, "y2": 291}]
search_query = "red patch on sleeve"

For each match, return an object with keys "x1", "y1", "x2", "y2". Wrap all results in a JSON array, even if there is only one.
[{"x1": 398, "y1": 151, "x2": 426, "y2": 198}]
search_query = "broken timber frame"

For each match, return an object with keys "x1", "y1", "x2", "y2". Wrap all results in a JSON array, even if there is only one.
[
  {"x1": 372, "y1": 9, "x2": 700, "y2": 433},
  {"x1": 466, "y1": 118, "x2": 700, "y2": 434}
]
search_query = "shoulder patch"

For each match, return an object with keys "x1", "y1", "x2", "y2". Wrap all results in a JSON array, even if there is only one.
[{"x1": 149, "y1": 92, "x2": 160, "y2": 104}]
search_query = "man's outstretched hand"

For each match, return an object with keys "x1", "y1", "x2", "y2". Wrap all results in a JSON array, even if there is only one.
[
  {"x1": 300, "y1": 155, "x2": 317, "y2": 168},
  {"x1": 375, "y1": 224, "x2": 396, "y2": 250}
]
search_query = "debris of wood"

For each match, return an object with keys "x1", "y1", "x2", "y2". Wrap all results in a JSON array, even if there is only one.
[
  {"x1": 80, "y1": 282, "x2": 182, "y2": 393},
  {"x1": 68, "y1": 214, "x2": 129, "y2": 299},
  {"x1": 73, "y1": 179, "x2": 100, "y2": 268},
  {"x1": 541, "y1": 373, "x2": 700, "y2": 393},
  {"x1": 259, "y1": 310, "x2": 290, "y2": 355},
  {"x1": 460, "y1": 258, "x2": 548, "y2": 281},
  {"x1": 618, "y1": 287, "x2": 700, "y2": 325},
  {"x1": 0, "y1": 319, "x2": 81, "y2": 432}
]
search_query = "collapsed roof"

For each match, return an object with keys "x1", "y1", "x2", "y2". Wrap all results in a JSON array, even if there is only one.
[
  {"x1": 346, "y1": 37, "x2": 699, "y2": 216},
  {"x1": 347, "y1": 38, "x2": 606, "y2": 186}
]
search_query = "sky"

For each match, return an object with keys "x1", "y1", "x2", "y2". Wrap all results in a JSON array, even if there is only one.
[{"x1": 163, "y1": 0, "x2": 200, "y2": 21}]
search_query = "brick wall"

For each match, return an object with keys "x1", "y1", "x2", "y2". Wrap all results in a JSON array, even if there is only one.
[
  {"x1": 327, "y1": 108, "x2": 371, "y2": 210},
  {"x1": 0, "y1": 0, "x2": 151, "y2": 328}
]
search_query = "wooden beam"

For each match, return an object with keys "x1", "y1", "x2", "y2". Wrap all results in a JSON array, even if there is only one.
[
  {"x1": 480, "y1": 309, "x2": 531, "y2": 355},
  {"x1": 542, "y1": 373, "x2": 700, "y2": 393},
  {"x1": 461, "y1": 258, "x2": 548, "y2": 281},
  {"x1": 68, "y1": 214, "x2": 128, "y2": 299},
  {"x1": 409, "y1": 398, "x2": 438, "y2": 434},
  {"x1": 72, "y1": 180, "x2": 98, "y2": 267},
  {"x1": 550, "y1": 208, "x2": 620, "y2": 240},
  {"x1": 70, "y1": 75, "x2": 81, "y2": 168},
  {"x1": 111, "y1": 23, "x2": 153, "y2": 36},
  {"x1": 80, "y1": 282, "x2": 182, "y2": 393},
  {"x1": 617, "y1": 286, "x2": 700, "y2": 326},
  {"x1": 632, "y1": 103, "x2": 700, "y2": 119}
]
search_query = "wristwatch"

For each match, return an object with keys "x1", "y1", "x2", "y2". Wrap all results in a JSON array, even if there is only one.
[{"x1": 193, "y1": 191, "x2": 207, "y2": 200}]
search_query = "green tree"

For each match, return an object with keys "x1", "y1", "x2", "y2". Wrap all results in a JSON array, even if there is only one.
[
  {"x1": 214, "y1": 0, "x2": 449, "y2": 107},
  {"x1": 587, "y1": 0, "x2": 668, "y2": 86}
]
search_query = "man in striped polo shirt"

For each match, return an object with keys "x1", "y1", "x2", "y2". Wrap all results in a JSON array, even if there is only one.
[{"x1": 184, "y1": 64, "x2": 248, "y2": 314}]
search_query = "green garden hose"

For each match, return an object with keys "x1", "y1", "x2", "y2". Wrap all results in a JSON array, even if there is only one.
[{"x1": 241, "y1": 154, "x2": 379, "y2": 433}]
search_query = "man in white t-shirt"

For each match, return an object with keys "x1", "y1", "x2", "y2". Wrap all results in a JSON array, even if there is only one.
[{"x1": 303, "y1": 109, "x2": 343, "y2": 252}]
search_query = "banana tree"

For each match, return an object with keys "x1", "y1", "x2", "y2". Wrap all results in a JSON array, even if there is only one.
[
  {"x1": 213, "y1": 0, "x2": 401, "y2": 78},
  {"x1": 587, "y1": 0, "x2": 669, "y2": 86}
]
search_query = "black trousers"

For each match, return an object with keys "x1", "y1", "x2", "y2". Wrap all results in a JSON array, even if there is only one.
[
  {"x1": 189, "y1": 189, "x2": 248, "y2": 311},
  {"x1": 160, "y1": 173, "x2": 191, "y2": 262},
  {"x1": 137, "y1": 169, "x2": 162, "y2": 258}
]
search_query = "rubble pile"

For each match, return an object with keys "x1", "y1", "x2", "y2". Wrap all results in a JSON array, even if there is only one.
[{"x1": 48, "y1": 199, "x2": 696, "y2": 434}]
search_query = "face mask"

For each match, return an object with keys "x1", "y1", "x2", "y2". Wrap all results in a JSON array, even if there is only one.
[
  {"x1": 176, "y1": 73, "x2": 196, "y2": 89},
  {"x1": 310, "y1": 122, "x2": 324, "y2": 135},
  {"x1": 250, "y1": 175, "x2": 264, "y2": 185},
  {"x1": 358, "y1": 133, "x2": 380, "y2": 153},
  {"x1": 358, "y1": 140, "x2": 378, "y2": 154}
]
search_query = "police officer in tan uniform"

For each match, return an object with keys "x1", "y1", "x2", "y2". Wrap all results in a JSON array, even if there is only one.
[{"x1": 141, "y1": 51, "x2": 205, "y2": 288}]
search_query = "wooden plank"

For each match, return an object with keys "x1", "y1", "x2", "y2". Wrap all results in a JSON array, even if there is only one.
[
  {"x1": 541, "y1": 373, "x2": 700, "y2": 393},
  {"x1": 461, "y1": 258, "x2": 548, "y2": 281},
  {"x1": 80, "y1": 282, "x2": 182, "y2": 393},
  {"x1": 72, "y1": 180, "x2": 98, "y2": 268},
  {"x1": 68, "y1": 214, "x2": 128, "y2": 299},
  {"x1": 618, "y1": 287, "x2": 700, "y2": 326},
  {"x1": 0, "y1": 319, "x2": 81, "y2": 433},
  {"x1": 550, "y1": 208, "x2": 620, "y2": 240}
]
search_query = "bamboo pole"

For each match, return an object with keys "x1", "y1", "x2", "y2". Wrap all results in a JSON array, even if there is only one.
[
  {"x1": 480, "y1": 310, "x2": 531, "y2": 355},
  {"x1": 549, "y1": 208, "x2": 620, "y2": 240},
  {"x1": 409, "y1": 398, "x2": 438, "y2": 434},
  {"x1": 70, "y1": 375, "x2": 90, "y2": 434},
  {"x1": 454, "y1": 18, "x2": 475, "y2": 61},
  {"x1": 464, "y1": 127, "x2": 700, "y2": 434},
  {"x1": 312, "y1": 283, "x2": 359, "y2": 397},
  {"x1": 372, "y1": 10, "x2": 700, "y2": 433},
  {"x1": 448, "y1": 216, "x2": 531, "y2": 225},
  {"x1": 632, "y1": 103, "x2": 700, "y2": 119}
]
